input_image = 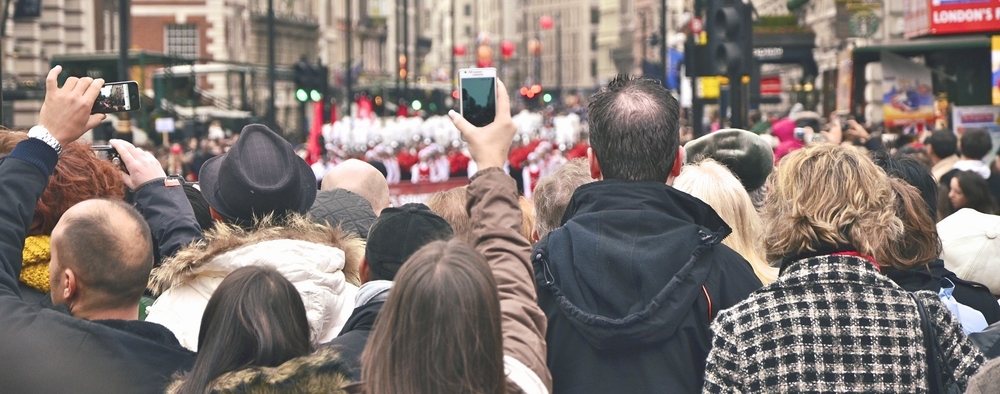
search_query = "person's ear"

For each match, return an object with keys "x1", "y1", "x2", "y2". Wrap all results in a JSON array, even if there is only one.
[
  {"x1": 209, "y1": 207, "x2": 225, "y2": 222},
  {"x1": 532, "y1": 229, "x2": 540, "y2": 242},
  {"x1": 62, "y1": 269, "x2": 78, "y2": 302},
  {"x1": 587, "y1": 147, "x2": 602, "y2": 180},
  {"x1": 670, "y1": 146, "x2": 684, "y2": 178},
  {"x1": 360, "y1": 256, "x2": 370, "y2": 283}
]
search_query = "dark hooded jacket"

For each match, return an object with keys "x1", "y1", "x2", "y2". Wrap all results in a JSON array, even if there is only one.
[
  {"x1": 884, "y1": 259, "x2": 1000, "y2": 325},
  {"x1": 532, "y1": 180, "x2": 762, "y2": 393},
  {"x1": 322, "y1": 281, "x2": 391, "y2": 381}
]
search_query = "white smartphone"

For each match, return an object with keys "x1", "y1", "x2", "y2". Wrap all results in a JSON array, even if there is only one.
[{"x1": 459, "y1": 67, "x2": 498, "y2": 127}]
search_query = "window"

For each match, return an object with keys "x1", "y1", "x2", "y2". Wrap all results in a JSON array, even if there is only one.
[
  {"x1": 165, "y1": 24, "x2": 198, "y2": 59},
  {"x1": 465, "y1": 25, "x2": 472, "y2": 36},
  {"x1": 590, "y1": 33, "x2": 597, "y2": 51},
  {"x1": 464, "y1": 4, "x2": 471, "y2": 16},
  {"x1": 591, "y1": 59, "x2": 597, "y2": 77},
  {"x1": 590, "y1": 7, "x2": 599, "y2": 25}
]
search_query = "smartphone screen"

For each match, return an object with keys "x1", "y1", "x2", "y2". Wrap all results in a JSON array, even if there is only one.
[
  {"x1": 460, "y1": 68, "x2": 497, "y2": 127},
  {"x1": 92, "y1": 81, "x2": 141, "y2": 114}
]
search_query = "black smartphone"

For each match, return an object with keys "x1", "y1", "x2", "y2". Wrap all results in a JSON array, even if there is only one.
[
  {"x1": 459, "y1": 68, "x2": 498, "y2": 127},
  {"x1": 92, "y1": 81, "x2": 141, "y2": 114},
  {"x1": 91, "y1": 145, "x2": 129, "y2": 174}
]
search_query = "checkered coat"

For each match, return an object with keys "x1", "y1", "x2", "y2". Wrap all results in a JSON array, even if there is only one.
[{"x1": 703, "y1": 254, "x2": 986, "y2": 393}]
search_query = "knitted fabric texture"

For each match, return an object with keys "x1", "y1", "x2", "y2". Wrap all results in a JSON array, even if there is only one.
[
  {"x1": 703, "y1": 254, "x2": 985, "y2": 393},
  {"x1": 20, "y1": 235, "x2": 51, "y2": 293}
]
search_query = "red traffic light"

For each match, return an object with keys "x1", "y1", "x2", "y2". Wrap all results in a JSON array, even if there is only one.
[
  {"x1": 520, "y1": 85, "x2": 543, "y2": 99},
  {"x1": 452, "y1": 90, "x2": 460, "y2": 99}
]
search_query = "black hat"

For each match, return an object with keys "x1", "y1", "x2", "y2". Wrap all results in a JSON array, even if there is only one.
[
  {"x1": 684, "y1": 128, "x2": 774, "y2": 191},
  {"x1": 366, "y1": 203, "x2": 454, "y2": 281},
  {"x1": 199, "y1": 124, "x2": 317, "y2": 226}
]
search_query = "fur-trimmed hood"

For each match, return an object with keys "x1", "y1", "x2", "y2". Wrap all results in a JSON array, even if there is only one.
[
  {"x1": 165, "y1": 346, "x2": 354, "y2": 394},
  {"x1": 144, "y1": 214, "x2": 364, "y2": 351},
  {"x1": 150, "y1": 213, "x2": 364, "y2": 295}
]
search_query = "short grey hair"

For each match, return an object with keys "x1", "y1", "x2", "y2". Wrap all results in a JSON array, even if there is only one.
[{"x1": 533, "y1": 159, "x2": 594, "y2": 239}]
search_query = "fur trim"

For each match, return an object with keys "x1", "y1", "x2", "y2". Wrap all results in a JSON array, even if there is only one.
[
  {"x1": 149, "y1": 213, "x2": 363, "y2": 295},
  {"x1": 166, "y1": 346, "x2": 354, "y2": 394}
]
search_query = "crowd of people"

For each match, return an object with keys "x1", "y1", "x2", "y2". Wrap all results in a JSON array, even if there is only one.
[{"x1": 5, "y1": 65, "x2": 1000, "y2": 394}]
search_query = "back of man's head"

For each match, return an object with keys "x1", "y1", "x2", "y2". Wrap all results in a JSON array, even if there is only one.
[
  {"x1": 50, "y1": 199, "x2": 153, "y2": 315},
  {"x1": 588, "y1": 75, "x2": 680, "y2": 182},
  {"x1": 927, "y1": 130, "x2": 958, "y2": 159},
  {"x1": 533, "y1": 159, "x2": 594, "y2": 240},
  {"x1": 365, "y1": 203, "x2": 454, "y2": 281},
  {"x1": 960, "y1": 129, "x2": 993, "y2": 160},
  {"x1": 322, "y1": 159, "x2": 391, "y2": 215}
]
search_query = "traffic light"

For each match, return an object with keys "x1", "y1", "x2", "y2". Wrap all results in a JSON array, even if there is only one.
[
  {"x1": 399, "y1": 55, "x2": 408, "y2": 79},
  {"x1": 706, "y1": 0, "x2": 753, "y2": 76},
  {"x1": 542, "y1": 93, "x2": 552, "y2": 103},
  {"x1": 310, "y1": 64, "x2": 328, "y2": 102},
  {"x1": 520, "y1": 85, "x2": 543, "y2": 109},
  {"x1": 294, "y1": 60, "x2": 310, "y2": 102}
]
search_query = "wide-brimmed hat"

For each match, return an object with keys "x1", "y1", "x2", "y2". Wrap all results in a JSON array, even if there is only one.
[
  {"x1": 685, "y1": 128, "x2": 774, "y2": 191},
  {"x1": 199, "y1": 124, "x2": 317, "y2": 226}
]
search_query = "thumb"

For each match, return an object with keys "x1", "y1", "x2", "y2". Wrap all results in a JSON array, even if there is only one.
[
  {"x1": 121, "y1": 172, "x2": 136, "y2": 190},
  {"x1": 448, "y1": 110, "x2": 477, "y2": 137},
  {"x1": 86, "y1": 114, "x2": 107, "y2": 131}
]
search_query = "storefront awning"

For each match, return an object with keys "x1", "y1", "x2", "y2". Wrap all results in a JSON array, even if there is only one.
[{"x1": 853, "y1": 35, "x2": 989, "y2": 55}]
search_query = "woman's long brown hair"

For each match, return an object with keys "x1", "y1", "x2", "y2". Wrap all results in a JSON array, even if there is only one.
[{"x1": 361, "y1": 239, "x2": 506, "y2": 394}]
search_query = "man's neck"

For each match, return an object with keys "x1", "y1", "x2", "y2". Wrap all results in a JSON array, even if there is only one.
[{"x1": 73, "y1": 306, "x2": 139, "y2": 321}]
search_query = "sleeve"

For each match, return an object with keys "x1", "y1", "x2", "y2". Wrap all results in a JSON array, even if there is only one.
[
  {"x1": 919, "y1": 291, "x2": 987, "y2": 392},
  {"x1": 131, "y1": 178, "x2": 203, "y2": 264},
  {"x1": 466, "y1": 167, "x2": 552, "y2": 392},
  {"x1": 702, "y1": 316, "x2": 746, "y2": 394},
  {"x1": 0, "y1": 139, "x2": 57, "y2": 303}
]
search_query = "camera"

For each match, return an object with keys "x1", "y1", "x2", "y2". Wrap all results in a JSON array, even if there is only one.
[{"x1": 91, "y1": 145, "x2": 129, "y2": 174}]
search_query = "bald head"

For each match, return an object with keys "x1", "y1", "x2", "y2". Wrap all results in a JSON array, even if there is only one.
[
  {"x1": 50, "y1": 199, "x2": 153, "y2": 313},
  {"x1": 322, "y1": 159, "x2": 391, "y2": 215}
]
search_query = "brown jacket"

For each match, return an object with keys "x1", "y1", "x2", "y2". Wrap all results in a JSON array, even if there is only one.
[{"x1": 468, "y1": 167, "x2": 552, "y2": 393}]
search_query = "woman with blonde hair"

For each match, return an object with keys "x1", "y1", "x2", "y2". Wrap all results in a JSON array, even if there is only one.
[
  {"x1": 703, "y1": 144, "x2": 985, "y2": 393},
  {"x1": 674, "y1": 159, "x2": 777, "y2": 284}
]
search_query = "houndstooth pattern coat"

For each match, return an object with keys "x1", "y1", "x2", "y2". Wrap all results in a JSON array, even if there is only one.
[{"x1": 703, "y1": 254, "x2": 985, "y2": 393}]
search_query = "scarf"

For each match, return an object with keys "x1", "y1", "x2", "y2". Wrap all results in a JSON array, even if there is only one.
[{"x1": 21, "y1": 235, "x2": 51, "y2": 293}]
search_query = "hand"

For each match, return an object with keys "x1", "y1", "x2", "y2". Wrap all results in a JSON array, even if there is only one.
[
  {"x1": 845, "y1": 119, "x2": 870, "y2": 141},
  {"x1": 448, "y1": 79, "x2": 515, "y2": 169},
  {"x1": 38, "y1": 66, "x2": 106, "y2": 147},
  {"x1": 109, "y1": 139, "x2": 167, "y2": 190},
  {"x1": 821, "y1": 121, "x2": 843, "y2": 145}
]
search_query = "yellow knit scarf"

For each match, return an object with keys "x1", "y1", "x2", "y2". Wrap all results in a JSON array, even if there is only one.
[{"x1": 21, "y1": 235, "x2": 51, "y2": 293}]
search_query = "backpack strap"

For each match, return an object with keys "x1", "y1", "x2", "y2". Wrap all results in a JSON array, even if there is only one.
[{"x1": 702, "y1": 285, "x2": 714, "y2": 320}]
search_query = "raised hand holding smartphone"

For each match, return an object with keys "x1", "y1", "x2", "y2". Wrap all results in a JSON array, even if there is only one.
[{"x1": 459, "y1": 68, "x2": 498, "y2": 128}]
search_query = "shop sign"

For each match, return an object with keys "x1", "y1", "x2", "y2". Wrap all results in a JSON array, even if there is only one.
[
  {"x1": 882, "y1": 52, "x2": 935, "y2": 128},
  {"x1": 836, "y1": 50, "x2": 854, "y2": 113},
  {"x1": 993, "y1": 36, "x2": 1000, "y2": 105},
  {"x1": 760, "y1": 76, "x2": 782, "y2": 96},
  {"x1": 952, "y1": 105, "x2": 1000, "y2": 163},
  {"x1": 906, "y1": 0, "x2": 1000, "y2": 37}
]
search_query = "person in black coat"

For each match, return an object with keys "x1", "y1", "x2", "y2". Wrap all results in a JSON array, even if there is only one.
[
  {"x1": 322, "y1": 203, "x2": 453, "y2": 380},
  {"x1": 0, "y1": 67, "x2": 195, "y2": 394},
  {"x1": 532, "y1": 76, "x2": 762, "y2": 393}
]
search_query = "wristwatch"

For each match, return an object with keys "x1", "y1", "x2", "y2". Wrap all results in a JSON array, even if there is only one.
[{"x1": 27, "y1": 125, "x2": 62, "y2": 155}]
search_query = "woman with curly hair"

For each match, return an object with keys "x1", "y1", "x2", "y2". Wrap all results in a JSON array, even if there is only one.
[
  {"x1": 0, "y1": 130, "x2": 125, "y2": 302},
  {"x1": 702, "y1": 144, "x2": 985, "y2": 393}
]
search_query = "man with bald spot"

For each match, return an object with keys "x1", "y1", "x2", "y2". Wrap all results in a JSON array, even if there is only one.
[
  {"x1": 322, "y1": 158, "x2": 392, "y2": 215},
  {"x1": 0, "y1": 66, "x2": 194, "y2": 394}
]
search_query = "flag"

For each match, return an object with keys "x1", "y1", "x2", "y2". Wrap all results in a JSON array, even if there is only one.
[{"x1": 307, "y1": 101, "x2": 324, "y2": 165}]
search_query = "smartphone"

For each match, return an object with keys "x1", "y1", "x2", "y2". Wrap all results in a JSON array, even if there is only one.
[
  {"x1": 91, "y1": 145, "x2": 129, "y2": 174},
  {"x1": 459, "y1": 68, "x2": 498, "y2": 127},
  {"x1": 92, "y1": 81, "x2": 141, "y2": 114},
  {"x1": 794, "y1": 127, "x2": 806, "y2": 140}
]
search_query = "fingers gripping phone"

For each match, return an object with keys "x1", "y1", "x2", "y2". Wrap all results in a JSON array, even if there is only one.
[
  {"x1": 92, "y1": 81, "x2": 141, "y2": 114},
  {"x1": 91, "y1": 145, "x2": 129, "y2": 174},
  {"x1": 459, "y1": 68, "x2": 497, "y2": 127}
]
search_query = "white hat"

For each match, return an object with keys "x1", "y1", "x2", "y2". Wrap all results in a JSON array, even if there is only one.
[{"x1": 938, "y1": 208, "x2": 1000, "y2": 295}]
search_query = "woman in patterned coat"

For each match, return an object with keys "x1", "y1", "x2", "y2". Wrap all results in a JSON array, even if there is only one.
[{"x1": 702, "y1": 144, "x2": 985, "y2": 393}]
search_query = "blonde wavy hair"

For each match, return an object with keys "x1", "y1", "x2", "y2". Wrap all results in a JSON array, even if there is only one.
[
  {"x1": 763, "y1": 144, "x2": 902, "y2": 265},
  {"x1": 675, "y1": 159, "x2": 777, "y2": 284}
]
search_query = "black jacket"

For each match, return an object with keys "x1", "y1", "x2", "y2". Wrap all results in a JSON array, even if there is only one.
[
  {"x1": 323, "y1": 301, "x2": 383, "y2": 381},
  {"x1": 884, "y1": 259, "x2": 1000, "y2": 325},
  {"x1": 0, "y1": 140, "x2": 195, "y2": 394},
  {"x1": 532, "y1": 180, "x2": 762, "y2": 394}
]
